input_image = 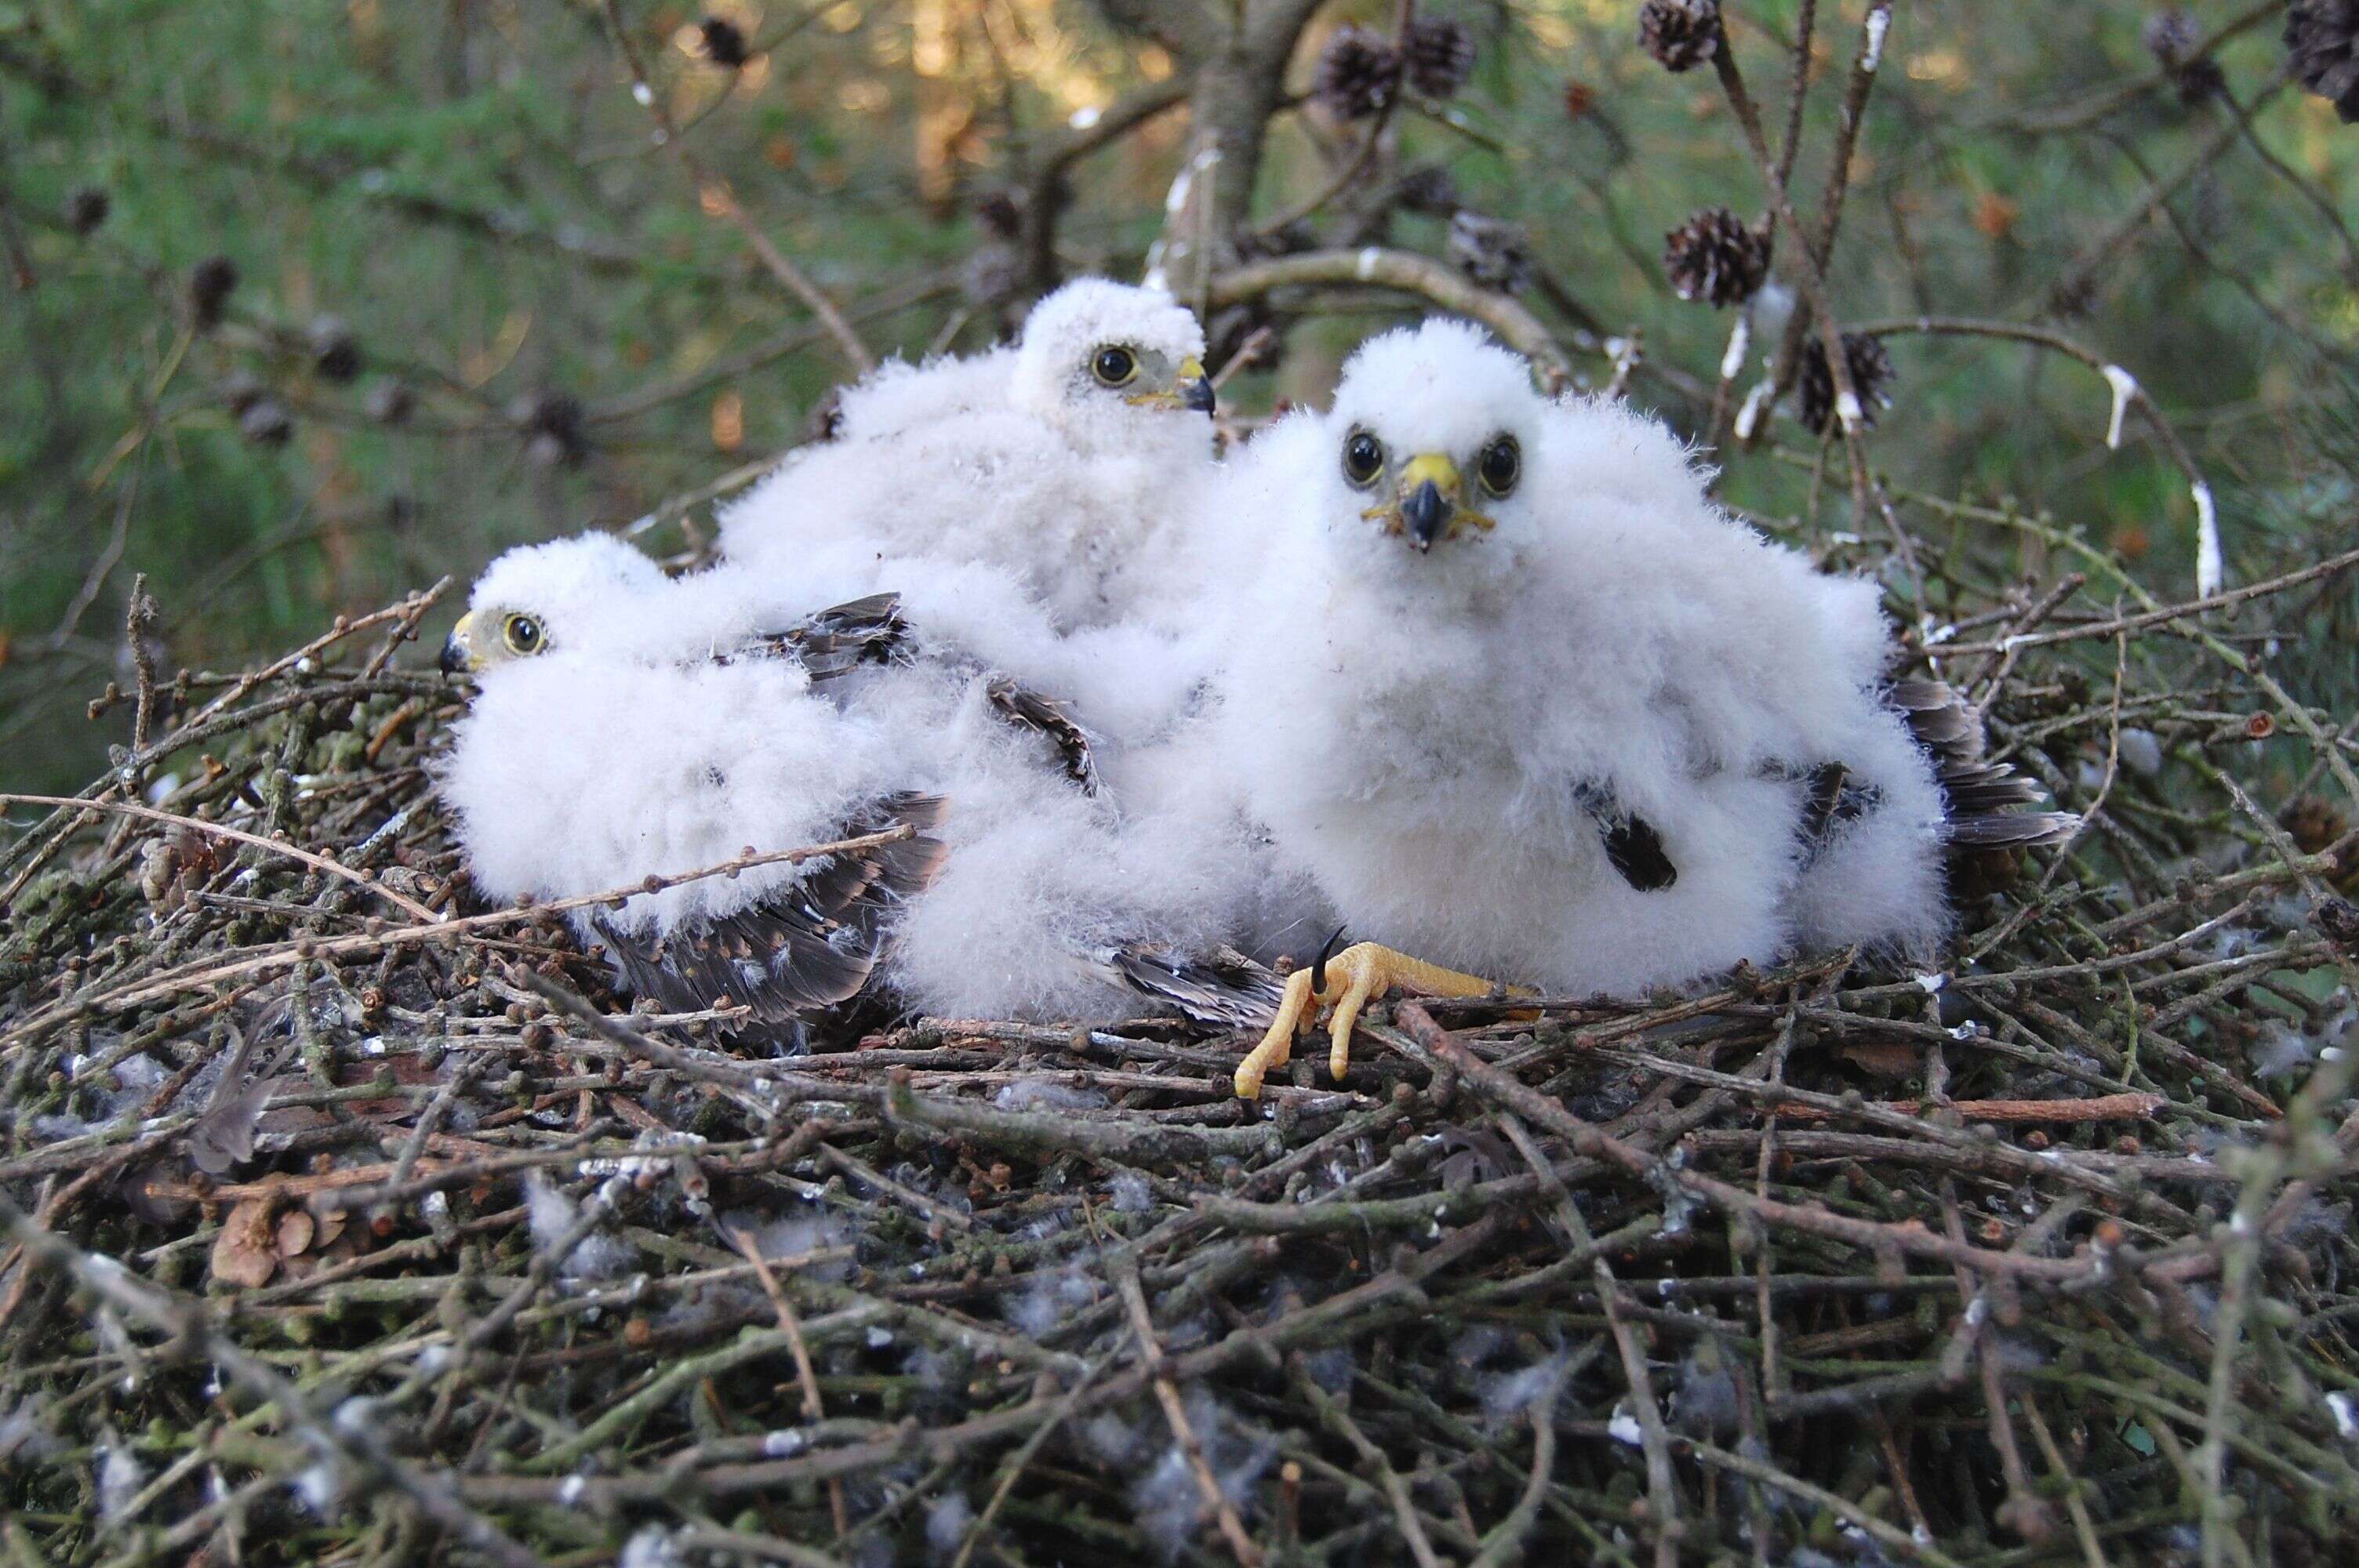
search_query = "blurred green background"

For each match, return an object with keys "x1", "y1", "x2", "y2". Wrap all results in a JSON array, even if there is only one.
[{"x1": 4, "y1": 0, "x2": 2355, "y2": 793}]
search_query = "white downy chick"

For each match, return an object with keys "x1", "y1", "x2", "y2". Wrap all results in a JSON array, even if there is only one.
[
  {"x1": 720, "y1": 278, "x2": 1217, "y2": 633},
  {"x1": 438, "y1": 535, "x2": 1247, "y2": 1031},
  {"x1": 1211, "y1": 320, "x2": 2070, "y2": 1096}
]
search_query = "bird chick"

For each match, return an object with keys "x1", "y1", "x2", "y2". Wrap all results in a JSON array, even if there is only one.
[
  {"x1": 720, "y1": 278, "x2": 1218, "y2": 633},
  {"x1": 438, "y1": 535, "x2": 1245, "y2": 1033},
  {"x1": 1211, "y1": 321, "x2": 2069, "y2": 1097}
]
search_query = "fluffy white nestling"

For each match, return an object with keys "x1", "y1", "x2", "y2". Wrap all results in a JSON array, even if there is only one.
[
  {"x1": 437, "y1": 535, "x2": 1249, "y2": 1030},
  {"x1": 1207, "y1": 320, "x2": 2066, "y2": 1091},
  {"x1": 720, "y1": 278, "x2": 1217, "y2": 633}
]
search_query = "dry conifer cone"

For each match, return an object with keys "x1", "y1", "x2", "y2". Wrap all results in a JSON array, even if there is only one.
[
  {"x1": 2143, "y1": 8, "x2": 2199, "y2": 60},
  {"x1": 189, "y1": 255, "x2": 238, "y2": 332},
  {"x1": 972, "y1": 189, "x2": 1023, "y2": 241},
  {"x1": 67, "y1": 185, "x2": 110, "y2": 235},
  {"x1": 2286, "y1": 0, "x2": 2359, "y2": 122},
  {"x1": 1448, "y1": 211, "x2": 1533, "y2": 293},
  {"x1": 239, "y1": 400, "x2": 294, "y2": 447},
  {"x1": 1314, "y1": 24, "x2": 1402, "y2": 119},
  {"x1": 514, "y1": 392, "x2": 588, "y2": 468},
  {"x1": 1640, "y1": 0, "x2": 1723, "y2": 73},
  {"x1": 698, "y1": 16, "x2": 751, "y2": 69},
  {"x1": 1402, "y1": 18, "x2": 1477, "y2": 98},
  {"x1": 1394, "y1": 165, "x2": 1462, "y2": 217},
  {"x1": 309, "y1": 316, "x2": 362, "y2": 383},
  {"x1": 1798, "y1": 332, "x2": 1895, "y2": 435},
  {"x1": 2283, "y1": 795, "x2": 2359, "y2": 891},
  {"x1": 1664, "y1": 207, "x2": 1771, "y2": 307},
  {"x1": 2145, "y1": 9, "x2": 2224, "y2": 102}
]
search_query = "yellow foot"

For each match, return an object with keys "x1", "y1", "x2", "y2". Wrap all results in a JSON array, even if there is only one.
[{"x1": 1234, "y1": 941, "x2": 1502, "y2": 1099}]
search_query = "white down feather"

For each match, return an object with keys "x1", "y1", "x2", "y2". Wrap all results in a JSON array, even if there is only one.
[
  {"x1": 1205, "y1": 320, "x2": 1950, "y2": 995},
  {"x1": 719, "y1": 278, "x2": 1217, "y2": 633},
  {"x1": 438, "y1": 535, "x2": 1253, "y2": 1022}
]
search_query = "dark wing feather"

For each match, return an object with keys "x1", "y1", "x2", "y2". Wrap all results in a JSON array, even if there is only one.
[
  {"x1": 752, "y1": 594, "x2": 1100, "y2": 791},
  {"x1": 1944, "y1": 811, "x2": 2081, "y2": 849},
  {"x1": 1885, "y1": 678, "x2": 2080, "y2": 848},
  {"x1": 1767, "y1": 759, "x2": 1884, "y2": 869},
  {"x1": 596, "y1": 793, "x2": 949, "y2": 1026},
  {"x1": 987, "y1": 675, "x2": 1100, "y2": 795},
  {"x1": 1573, "y1": 781, "x2": 1679, "y2": 891},
  {"x1": 748, "y1": 593, "x2": 912, "y2": 684},
  {"x1": 1108, "y1": 944, "x2": 1286, "y2": 1029}
]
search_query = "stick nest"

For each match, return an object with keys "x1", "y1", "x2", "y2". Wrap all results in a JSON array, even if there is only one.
[{"x1": 5, "y1": 526, "x2": 2358, "y2": 1567}]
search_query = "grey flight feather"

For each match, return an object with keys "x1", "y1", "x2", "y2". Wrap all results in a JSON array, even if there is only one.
[{"x1": 595, "y1": 792, "x2": 949, "y2": 1029}]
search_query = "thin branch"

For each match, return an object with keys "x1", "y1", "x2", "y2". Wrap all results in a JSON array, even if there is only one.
[{"x1": 596, "y1": 0, "x2": 874, "y2": 372}]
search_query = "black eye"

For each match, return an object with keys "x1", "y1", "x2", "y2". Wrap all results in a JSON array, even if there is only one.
[
  {"x1": 1342, "y1": 430, "x2": 1384, "y2": 486},
  {"x1": 1091, "y1": 347, "x2": 1138, "y2": 387},
  {"x1": 503, "y1": 614, "x2": 543, "y2": 655},
  {"x1": 1477, "y1": 435, "x2": 1521, "y2": 496}
]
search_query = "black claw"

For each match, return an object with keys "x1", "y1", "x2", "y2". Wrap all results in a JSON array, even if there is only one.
[{"x1": 1310, "y1": 924, "x2": 1348, "y2": 993}]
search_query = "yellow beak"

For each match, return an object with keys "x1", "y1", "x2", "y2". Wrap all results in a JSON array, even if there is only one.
[
  {"x1": 439, "y1": 612, "x2": 481, "y2": 675},
  {"x1": 1361, "y1": 452, "x2": 1496, "y2": 551},
  {"x1": 1398, "y1": 453, "x2": 1463, "y2": 550},
  {"x1": 1127, "y1": 356, "x2": 1216, "y2": 414}
]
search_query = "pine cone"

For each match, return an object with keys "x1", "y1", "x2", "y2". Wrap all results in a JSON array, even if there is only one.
[
  {"x1": 698, "y1": 16, "x2": 751, "y2": 68},
  {"x1": 1235, "y1": 218, "x2": 1317, "y2": 263},
  {"x1": 2286, "y1": 0, "x2": 2359, "y2": 122},
  {"x1": 67, "y1": 185, "x2": 110, "y2": 236},
  {"x1": 2284, "y1": 795, "x2": 2359, "y2": 891},
  {"x1": 1314, "y1": 25, "x2": 1402, "y2": 120},
  {"x1": 309, "y1": 316, "x2": 362, "y2": 383},
  {"x1": 1394, "y1": 165, "x2": 1462, "y2": 217},
  {"x1": 189, "y1": 255, "x2": 239, "y2": 332},
  {"x1": 514, "y1": 393, "x2": 588, "y2": 469},
  {"x1": 2319, "y1": 898, "x2": 2359, "y2": 957},
  {"x1": 219, "y1": 372, "x2": 269, "y2": 417},
  {"x1": 1663, "y1": 207, "x2": 1770, "y2": 307},
  {"x1": 2143, "y1": 9, "x2": 2199, "y2": 61},
  {"x1": 1402, "y1": 18, "x2": 1477, "y2": 98},
  {"x1": 1639, "y1": 0, "x2": 1722, "y2": 74},
  {"x1": 1448, "y1": 212, "x2": 1533, "y2": 293},
  {"x1": 973, "y1": 189, "x2": 1023, "y2": 241},
  {"x1": 2146, "y1": 10, "x2": 2225, "y2": 102},
  {"x1": 1797, "y1": 332, "x2": 1894, "y2": 435},
  {"x1": 238, "y1": 400, "x2": 294, "y2": 447},
  {"x1": 2172, "y1": 54, "x2": 2226, "y2": 103},
  {"x1": 366, "y1": 380, "x2": 416, "y2": 425}
]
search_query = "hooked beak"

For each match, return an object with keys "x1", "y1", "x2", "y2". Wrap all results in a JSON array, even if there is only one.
[
  {"x1": 1127, "y1": 357, "x2": 1216, "y2": 416},
  {"x1": 439, "y1": 612, "x2": 478, "y2": 676},
  {"x1": 1180, "y1": 358, "x2": 1216, "y2": 416},
  {"x1": 1398, "y1": 453, "x2": 1461, "y2": 552}
]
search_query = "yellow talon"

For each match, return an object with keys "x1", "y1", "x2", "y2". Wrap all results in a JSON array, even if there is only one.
[{"x1": 1233, "y1": 942, "x2": 1501, "y2": 1099}]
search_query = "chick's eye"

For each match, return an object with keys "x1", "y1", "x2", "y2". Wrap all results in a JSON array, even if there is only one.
[
  {"x1": 1091, "y1": 347, "x2": 1138, "y2": 387},
  {"x1": 502, "y1": 614, "x2": 543, "y2": 655},
  {"x1": 1342, "y1": 430, "x2": 1385, "y2": 486},
  {"x1": 1477, "y1": 435, "x2": 1521, "y2": 496}
]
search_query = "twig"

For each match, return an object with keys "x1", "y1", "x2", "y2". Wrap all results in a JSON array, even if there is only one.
[
  {"x1": 595, "y1": 0, "x2": 873, "y2": 372},
  {"x1": 0, "y1": 793, "x2": 442, "y2": 924},
  {"x1": 1116, "y1": 1259, "x2": 1263, "y2": 1568},
  {"x1": 735, "y1": 1225, "x2": 852, "y2": 1541},
  {"x1": 1209, "y1": 247, "x2": 1572, "y2": 388}
]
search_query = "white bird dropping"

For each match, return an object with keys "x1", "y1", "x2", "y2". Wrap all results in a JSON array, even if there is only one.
[
  {"x1": 2100, "y1": 364, "x2": 2139, "y2": 450},
  {"x1": 2193, "y1": 480, "x2": 2223, "y2": 597}
]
